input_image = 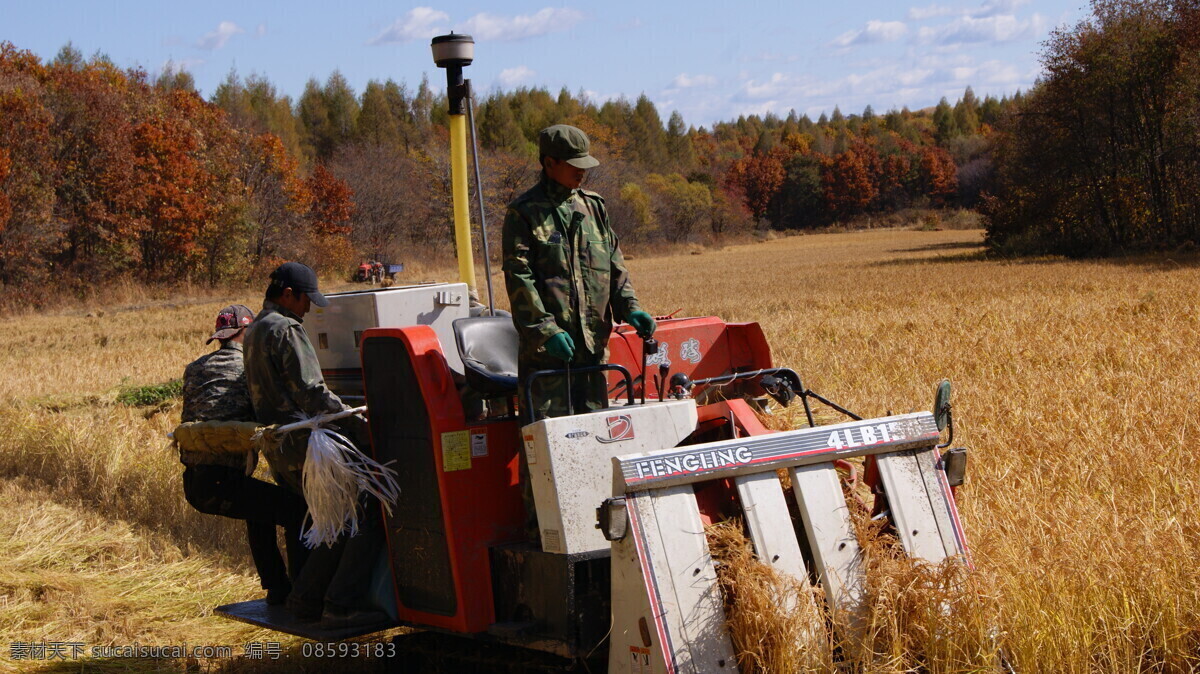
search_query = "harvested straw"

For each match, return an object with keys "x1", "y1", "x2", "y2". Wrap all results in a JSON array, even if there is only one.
[
  {"x1": 708, "y1": 519, "x2": 833, "y2": 673},
  {"x1": 297, "y1": 421, "x2": 399, "y2": 548},
  {"x1": 835, "y1": 487, "x2": 1001, "y2": 672},
  {"x1": 252, "y1": 407, "x2": 400, "y2": 548},
  {"x1": 171, "y1": 420, "x2": 261, "y2": 457},
  {"x1": 707, "y1": 472, "x2": 1000, "y2": 673}
]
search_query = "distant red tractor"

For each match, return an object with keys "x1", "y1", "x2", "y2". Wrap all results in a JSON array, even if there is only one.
[{"x1": 355, "y1": 261, "x2": 404, "y2": 284}]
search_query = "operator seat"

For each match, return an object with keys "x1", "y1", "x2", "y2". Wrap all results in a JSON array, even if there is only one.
[{"x1": 452, "y1": 316, "x2": 519, "y2": 397}]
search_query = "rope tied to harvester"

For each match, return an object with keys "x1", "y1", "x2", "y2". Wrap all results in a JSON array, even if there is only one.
[{"x1": 171, "y1": 406, "x2": 400, "y2": 549}]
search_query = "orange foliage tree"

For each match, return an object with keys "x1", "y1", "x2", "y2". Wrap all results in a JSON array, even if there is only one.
[
  {"x1": 918, "y1": 147, "x2": 958, "y2": 207},
  {"x1": 822, "y1": 146, "x2": 880, "y2": 216},
  {"x1": 727, "y1": 149, "x2": 786, "y2": 222},
  {"x1": 304, "y1": 164, "x2": 355, "y2": 275},
  {"x1": 306, "y1": 164, "x2": 354, "y2": 236},
  {"x1": 0, "y1": 40, "x2": 355, "y2": 303}
]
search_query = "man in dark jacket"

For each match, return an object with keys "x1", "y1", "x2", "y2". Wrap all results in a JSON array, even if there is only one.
[
  {"x1": 180, "y1": 304, "x2": 308, "y2": 605},
  {"x1": 243, "y1": 263, "x2": 351, "y2": 495},
  {"x1": 243, "y1": 262, "x2": 385, "y2": 628}
]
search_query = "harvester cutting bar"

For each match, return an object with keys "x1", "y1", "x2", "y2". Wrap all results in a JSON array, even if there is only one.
[{"x1": 607, "y1": 411, "x2": 970, "y2": 673}]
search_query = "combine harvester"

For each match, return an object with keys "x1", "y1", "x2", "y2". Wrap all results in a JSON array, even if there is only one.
[{"x1": 217, "y1": 34, "x2": 972, "y2": 672}]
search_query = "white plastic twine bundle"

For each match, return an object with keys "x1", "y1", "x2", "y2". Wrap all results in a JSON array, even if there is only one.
[{"x1": 273, "y1": 407, "x2": 400, "y2": 548}]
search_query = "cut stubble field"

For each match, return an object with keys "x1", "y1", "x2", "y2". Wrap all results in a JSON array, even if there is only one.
[{"x1": 1, "y1": 227, "x2": 1198, "y2": 672}]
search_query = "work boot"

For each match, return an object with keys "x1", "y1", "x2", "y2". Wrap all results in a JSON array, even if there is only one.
[{"x1": 265, "y1": 586, "x2": 290, "y2": 606}]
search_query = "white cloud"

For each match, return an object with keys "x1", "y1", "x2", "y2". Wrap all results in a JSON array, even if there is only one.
[
  {"x1": 908, "y1": 4, "x2": 958, "y2": 20},
  {"x1": 734, "y1": 63, "x2": 947, "y2": 113},
  {"x1": 255, "y1": 23, "x2": 267, "y2": 38},
  {"x1": 973, "y1": 0, "x2": 1030, "y2": 18},
  {"x1": 498, "y1": 65, "x2": 535, "y2": 87},
  {"x1": 917, "y1": 14, "x2": 1036, "y2": 45},
  {"x1": 830, "y1": 20, "x2": 908, "y2": 48},
  {"x1": 196, "y1": 21, "x2": 244, "y2": 50},
  {"x1": 457, "y1": 8, "x2": 583, "y2": 42},
  {"x1": 672, "y1": 73, "x2": 717, "y2": 88},
  {"x1": 369, "y1": 7, "x2": 449, "y2": 45},
  {"x1": 917, "y1": 52, "x2": 974, "y2": 68},
  {"x1": 581, "y1": 89, "x2": 620, "y2": 105},
  {"x1": 743, "y1": 72, "x2": 790, "y2": 98},
  {"x1": 970, "y1": 59, "x2": 1022, "y2": 84},
  {"x1": 909, "y1": 0, "x2": 1029, "y2": 21},
  {"x1": 733, "y1": 100, "x2": 781, "y2": 118}
]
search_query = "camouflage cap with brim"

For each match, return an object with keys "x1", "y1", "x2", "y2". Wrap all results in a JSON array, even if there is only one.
[
  {"x1": 208, "y1": 304, "x2": 255, "y2": 343},
  {"x1": 539, "y1": 124, "x2": 600, "y2": 169}
]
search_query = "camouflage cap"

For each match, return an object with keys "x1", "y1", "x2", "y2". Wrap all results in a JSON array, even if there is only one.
[
  {"x1": 538, "y1": 124, "x2": 600, "y2": 169},
  {"x1": 208, "y1": 304, "x2": 255, "y2": 344}
]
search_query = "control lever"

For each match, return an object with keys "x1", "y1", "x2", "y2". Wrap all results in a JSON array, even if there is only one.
[{"x1": 640, "y1": 338, "x2": 659, "y2": 404}]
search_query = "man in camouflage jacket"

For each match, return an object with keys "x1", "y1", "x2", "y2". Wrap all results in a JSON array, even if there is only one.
[
  {"x1": 180, "y1": 304, "x2": 308, "y2": 605},
  {"x1": 243, "y1": 263, "x2": 355, "y2": 495},
  {"x1": 243, "y1": 262, "x2": 383, "y2": 626},
  {"x1": 503, "y1": 124, "x2": 656, "y2": 421}
]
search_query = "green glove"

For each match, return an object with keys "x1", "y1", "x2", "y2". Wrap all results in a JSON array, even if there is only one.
[
  {"x1": 544, "y1": 332, "x2": 575, "y2": 362},
  {"x1": 628, "y1": 310, "x2": 657, "y2": 338}
]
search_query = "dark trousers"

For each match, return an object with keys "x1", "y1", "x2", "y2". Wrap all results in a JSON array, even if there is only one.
[
  {"x1": 287, "y1": 495, "x2": 384, "y2": 616},
  {"x1": 517, "y1": 358, "x2": 608, "y2": 425},
  {"x1": 183, "y1": 464, "x2": 310, "y2": 592}
]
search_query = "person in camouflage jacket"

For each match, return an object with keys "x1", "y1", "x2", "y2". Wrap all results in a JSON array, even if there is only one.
[
  {"x1": 503, "y1": 124, "x2": 656, "y2": 420},
  {"x1": 243, "y1": 262, "x2": 384, "y2": 626},
  {"x1": 180, "y1": 304, "x2": 308, "y2": 605},
  {"x1": 243, "y1": 264, "x2": 355, "y2": 495}
]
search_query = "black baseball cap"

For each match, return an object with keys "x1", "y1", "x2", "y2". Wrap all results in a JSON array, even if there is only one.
[{"x1": 269, "y1": 261, "x2": 329, "y2": 307}]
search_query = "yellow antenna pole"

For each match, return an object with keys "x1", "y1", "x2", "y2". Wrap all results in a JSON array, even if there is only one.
[{"x1": 432, "y1": 33, "x2": 478, "y2": 293}]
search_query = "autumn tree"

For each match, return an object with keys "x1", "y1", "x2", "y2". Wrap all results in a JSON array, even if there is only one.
[
  {"x1": 479, "y1": 93, "x2": 527, "y2": 155},
  {"x1": 130, "y1": 89, "x2": 226, "y2": 281},
  {"x1": 645, "y1": 173, "x2": 712, "y2": 242},
  {"x1": 985, "y1": 0, "x2": 1200, "y2": 254},
  {"x1": 727, "y1": 149, "x2": 786, "y2": 223},
  {"x1": 0, "y1": 45, "x2": 59, "y2": 302},
  {"x1": 331, "y1": 143, "x2": 427, "y2": 260},
  {"x1": 357, "y1": 80, "x2": 403, "y2": 149},
  {"x1": 614, "y1": 182, "x2": 657, "y2": 241},
  {"x1": 213, "y1": 71, "x2": 304, "y2": 162},
  {"x1": 239, "y1": 132, "x2": 311, "y2": 267},
  {"x1": 666, "y1": 111, "x2": 696, "y2": 172},
  {"x1": 823, "y1": 147, "x2": 879, "y2": 216},
  {"x1": 918, "y1": 146, "x2": 958, "y2": 207}
]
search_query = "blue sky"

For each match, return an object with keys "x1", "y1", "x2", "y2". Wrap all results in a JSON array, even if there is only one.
[{"x1": 3, "y1": 0, "x2": 1084, "y2": 128}]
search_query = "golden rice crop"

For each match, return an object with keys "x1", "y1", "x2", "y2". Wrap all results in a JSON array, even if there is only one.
[{"x1": 0, "y1": 227, "x2": 1198, "y2": 670}]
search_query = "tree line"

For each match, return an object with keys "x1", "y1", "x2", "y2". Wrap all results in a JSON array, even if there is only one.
[
  {"x1": 984, "y1": 0, "x2": 1200, "y2": 256},
  {"x1": 0, "y1": 40, "x2": 1011, "y2": 309}
]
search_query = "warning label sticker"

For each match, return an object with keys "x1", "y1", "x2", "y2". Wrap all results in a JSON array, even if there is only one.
[
  {"x1": 629, "y1": 646, "x2": 651, "y2": 673},
  {"x1": 470, "y1": 430, "x2": 488, "y2": 458},
  {"x1": 441, "y1": 431, "x2": 471, "y2": 472},
  {"x1": 542, "y1": 528, "x2": 563, "y2": 553}
]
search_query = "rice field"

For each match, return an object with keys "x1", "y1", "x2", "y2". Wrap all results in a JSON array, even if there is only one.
[{"x1": 1, "y1": 226, "x2": 1198, "y2": 671}]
